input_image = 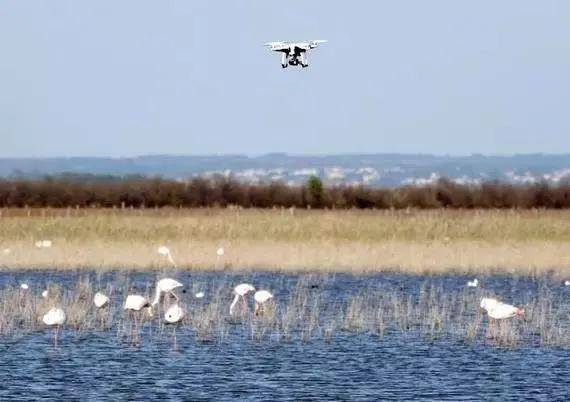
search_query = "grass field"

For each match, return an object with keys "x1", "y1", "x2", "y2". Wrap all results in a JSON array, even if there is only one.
[{"x1": 1, "y1": 208, "x2": 570, "y2": 275}]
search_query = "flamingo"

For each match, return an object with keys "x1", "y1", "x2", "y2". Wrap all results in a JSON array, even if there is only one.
[
  {"x1": 564, "y1": 280, "x2": 570, "y2": 287},
  {"x1": 480, "y1": 297, "x2": 524, "y2": 319},
  {"x1": 35, "y1": 240, "x2": 52, "y2": 249},
  {"x1": 20, "y1": 283, "x2": 29, "y2": 290},
  {"x1": 467, "y1": 279, "x2": 479, "y2": 288},
  {"x1": 157, "y1": 246, "x2": 177, "y2": 267},
  {"x1": 165, "y1": 304, "x2": 184, "y2": 324},
  {"x1": 254, "y1": 290, "x2": 274, "y2": 316},
  {"x1": 124, "y1": 294, "x2": 152, "y2": 344},
  {"x1": 94, "y1": 292, "x2": 110, "y2": 308},
  {"x1": 230, "y1": 283, "x2": 255, "y2": 315},
  {"x1": 42, "y1": 307, "x2": 66, "y2": 346},
  {"x1": 41, "y1": 290, "x2": 48, "y2": 298},
  {"x1": 151, "y1": 278, "x2": 184, "y2": 308},
  {"x1": 164, "y1": 303, "x2": 185, "y2": 349}
]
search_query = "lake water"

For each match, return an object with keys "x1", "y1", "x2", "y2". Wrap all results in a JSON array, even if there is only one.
[{"x1": 0, "y1": 270, "x2": 568, "y2": 401}]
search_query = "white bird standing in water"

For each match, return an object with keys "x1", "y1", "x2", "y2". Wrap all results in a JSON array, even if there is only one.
[
  {"x1": 124, "y1": 294, "x2": 152, "y2": 344},
  {"x1": 164, "y1": 303, "x2": 185, "y2": 349},
  {"x1": 230, "y1": 283, "x2": 255, "y2": 316},
  {"x1": 480, "y1": 297, "x2": 524, "y2": 319},
  {"x1": 165, "y1": 304, "x2": 184, "y2": 324},
  {"x1": 94, "y1": 292, "x2": 110, "y2": 308},
  {"x1": 565, "y1": 280, "x2": 570, "y2": 287},
  {"x1": 467, "y1": 279, "x2": 479, "y2": 288},
  {"x1": 157, "y1": 246, "x2": 177, "y2": 267},
  {"x1": 41, "y1": 290, "x2": 49, "y2": 298},
  {"x1": 20, "y1": 283, "x2": 29, "y2": 290},
  {"x1": 151, "y1": 278, "x2": 184, "y2": 308},
  {"x1": 254, "y1": 290, "x2": 274, "y2": 316},
  {"x1": 42, "y1": 307, "x2": 66, "y2": 346}
]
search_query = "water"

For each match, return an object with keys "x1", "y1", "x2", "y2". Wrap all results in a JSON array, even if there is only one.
[{"x1": 0, "y1": 270, "x2": 568, "y2": 401}]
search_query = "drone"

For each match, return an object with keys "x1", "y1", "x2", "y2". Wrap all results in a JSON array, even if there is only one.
[{"x1": 265, "y1": 40, "x2": 328, "y2": 68}]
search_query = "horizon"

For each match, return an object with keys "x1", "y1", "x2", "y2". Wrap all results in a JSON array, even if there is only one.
[{"x1": 2, "y1": 151, "x2": 570, "y2": 160}]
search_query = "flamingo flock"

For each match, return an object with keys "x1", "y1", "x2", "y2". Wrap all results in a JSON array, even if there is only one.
[
  {"x1": 21, "y1": 244, "x2": 564, "y2": 347},
  {"x1": 28, "y1": 272, "x2": 541, "y2": 347}
]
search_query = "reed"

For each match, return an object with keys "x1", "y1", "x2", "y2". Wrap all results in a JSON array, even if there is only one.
[{"x1": 1, "y1": 208, "x2": 570, "y2": 274}]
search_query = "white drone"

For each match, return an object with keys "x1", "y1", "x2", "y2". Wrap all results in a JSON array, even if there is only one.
[{"x1": 265, "y1": 40, "x2": 328, "y2": 68}]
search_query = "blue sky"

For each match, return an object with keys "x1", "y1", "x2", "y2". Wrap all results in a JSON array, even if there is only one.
[{"x1": 1, "y1": 1, "x2": 569, "y2": 157}]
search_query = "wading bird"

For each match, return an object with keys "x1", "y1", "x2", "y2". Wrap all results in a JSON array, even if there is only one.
[
  {"x1": 480, "y1": 297, "x2": 524, "y2": 320},
  {"x1": 124, "y1": 294, "x2": 152, "y2": 344},
  {"x1": 41, "y1": 290, "x2": 48, "y2": 298},
  {"x1": 152, "y1": 278, "x2": 184, "y2": 308},
  {"x1": 254, "y1": 290, "x2": 274, "y2": 316},
  {"x1": 565, "y1": 280, "x2": 570, "y2": 287},
  {"x1": 42, "y1": 307, "x2": 66, "y2": 346},
  {"x1": 165, "y1": 303, "x2": 185, "y2": 349},
  {"x1": 157, "y1": 246, "x2": 177, "y2": 267},
  {"x1": 265, "y1": 40, "x2": 327, "y2": 68},
  {"x1": 230, "y1": 283, "x2": 255, "y2": 316},
  {"x1": 216, "y1": 247, "x2": 224, "y2": 257},
  {"x1": 467, "y1": 279, "x2": 479, "y2": 288},
  {"x1": 195, "y1": 291, "x2": 205, "y2": 299},
  {"x1": 35, "y1": 240, "x2": 52, "y2": 249},
  {"x1": 94, "y1": 292, "x2": 110, "y2": 308},
  {"x1": 20, "y1": 283, "x2": 29, "y2": 290}
]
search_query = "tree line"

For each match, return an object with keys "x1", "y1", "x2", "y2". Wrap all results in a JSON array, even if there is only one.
[{"x1": 0, "y1": 175, "x2": 569, "y2": 209}]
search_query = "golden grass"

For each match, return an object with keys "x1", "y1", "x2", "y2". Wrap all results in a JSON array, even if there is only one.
[{"x1": 1, "y1": 208, "x2": 570, "y2": 275}]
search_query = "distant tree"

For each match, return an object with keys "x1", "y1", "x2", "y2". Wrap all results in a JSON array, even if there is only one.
[{"x1": 306, "y1": 176, "x2": 325, "y2": 208}]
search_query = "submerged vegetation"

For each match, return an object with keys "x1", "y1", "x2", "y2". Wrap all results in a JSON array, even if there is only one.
[
  {"x1": 1, "y1": 176, "x2": 570, "y2": 209},
  {"x1": 0, "y1": 274, "x2": 568, "y2": 349}
]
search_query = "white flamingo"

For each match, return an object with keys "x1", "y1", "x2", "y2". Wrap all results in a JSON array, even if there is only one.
[
  {"x1": 94, "y1": 292, "x2": 110, "y2": 308},
  {"x1": 467, "y1": 279, "x2": 479, "y2": 288},
  {"x1": 254, "y1": 290, "x2": 274, "y2": 316},
  {"x1": 230, "y1": 283, "x2": 255, "y2": 315},
  {"x1": 157, "y1": 246, "x2": 177, "y2": 267},
  {"x1": 164, "y1": 303, "x2": 185, "y2": 349},
  {"x1": 35, "y1": 240, "x2": 52, "y2": 249},
  {"x1": 165, "y1": 304, "x2": 184, "y2": 324},
  {"x1": 42, "y1": 307, "x2": 66, "y2": 346},
  {"x1": 124, "y1": 294, "x2": 152, "y2": 344},
  {"x1": 151, "y1": 278, "x2": 184, "y2": 308},
  {"x1": 480, "y1": 297, "x2": 524, "y2": 319}
]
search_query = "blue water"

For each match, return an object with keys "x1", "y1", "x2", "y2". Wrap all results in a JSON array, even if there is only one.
[{"x1": 0, "y1": 270, "x2": 568, "y2": 401}]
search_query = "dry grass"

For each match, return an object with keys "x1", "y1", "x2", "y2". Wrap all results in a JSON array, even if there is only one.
[{"x1": 1, "y1": 208, "x2": 570, "y2": 275}]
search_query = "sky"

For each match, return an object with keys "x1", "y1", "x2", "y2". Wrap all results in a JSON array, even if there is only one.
[{"x1": 1, "y1": 1, "x2": 569, "y2": 157}]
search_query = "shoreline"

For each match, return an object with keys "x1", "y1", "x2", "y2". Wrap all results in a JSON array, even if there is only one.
[{"x1": 1, "y1": 240, "x2": 569, "y2": 276}]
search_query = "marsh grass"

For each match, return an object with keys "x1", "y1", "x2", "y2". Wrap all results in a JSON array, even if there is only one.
[
  {"x1": 1, "y1": 209, "x2": 570, "y2": 274},
  {"x1": 0, "y1": 274, "x2": 568, "y2": 349}
]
